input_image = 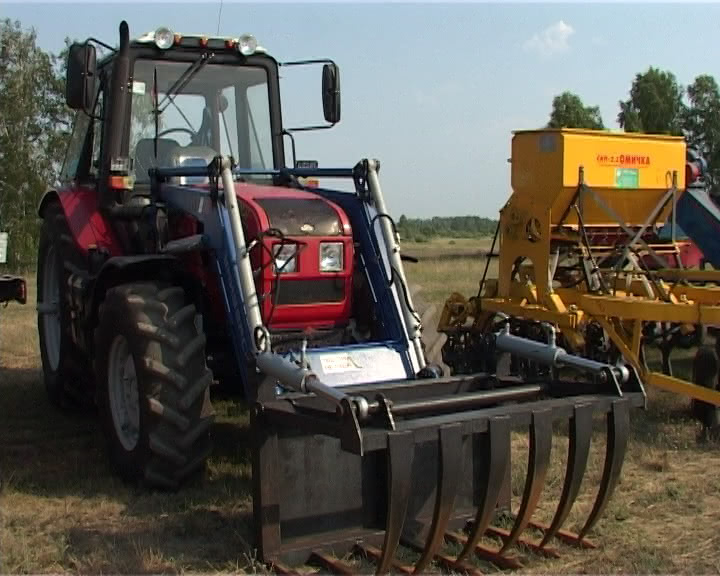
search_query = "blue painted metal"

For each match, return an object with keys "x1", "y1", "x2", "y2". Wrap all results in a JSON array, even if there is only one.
[
  {"x1": 157, "y1": 184, "x2": 256, "y2": 395},
  {"x1": 676, "y1": 184, "x2": 720, "y2": 268},
  {"x1": 154, "y1": 165, "x2": 420, "y2": 397},
  {"x1": 314, "y1": 187, "x2": 416, "y2": 376}
]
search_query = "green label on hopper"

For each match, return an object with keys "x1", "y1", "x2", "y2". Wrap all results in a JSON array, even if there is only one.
[{"x1": 615, "y1": 168, "x2": 639, "y2": 188}]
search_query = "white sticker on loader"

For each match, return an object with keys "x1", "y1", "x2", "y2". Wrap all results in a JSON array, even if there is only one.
[
  {"x1": 320, "y1": 352, "x2": 363, "y2": 375},
  {"x1": 132, "y1": 81, "x2": 146, "y2": 95},
  {"x1": 0, "y1": 232, "x2": 7, "y2": 264}
]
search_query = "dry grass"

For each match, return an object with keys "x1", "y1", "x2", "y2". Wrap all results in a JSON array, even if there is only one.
[{"x1": 1, "y1": 241, "x2": 719, "y2": 574}]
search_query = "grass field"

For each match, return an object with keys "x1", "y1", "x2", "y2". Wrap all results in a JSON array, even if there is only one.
[{"x1": 1, "y1": 237, "x2": 720, "y2": 574}]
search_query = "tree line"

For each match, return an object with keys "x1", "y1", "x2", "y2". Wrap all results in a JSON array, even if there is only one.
[
  {"x1": 395, "y1": 215, "x2": 498, "y2": 242},
  {"x1": 548, "y1": 68, "x2": 720, "y2": 190},
  {"x1": 0, "y1": 18, "x2": 71, "y2": 270}
]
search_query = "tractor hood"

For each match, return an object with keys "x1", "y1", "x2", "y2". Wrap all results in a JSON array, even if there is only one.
[
  {"x1": 233, "y1": 182, "x2": 351, "y2": 238},
  {"x1": 228, "y1": 180, "x2": 355, "y2": 331}
]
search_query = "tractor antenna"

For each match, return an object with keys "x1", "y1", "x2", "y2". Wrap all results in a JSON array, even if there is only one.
[{"x1": 216, "y1": 0, "x2": 223, "y2": 35}]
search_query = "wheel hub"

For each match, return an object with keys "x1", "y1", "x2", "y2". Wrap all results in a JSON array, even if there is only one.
[{"x1": 108, "y1": 335, "x2": 140, "y2": 451}]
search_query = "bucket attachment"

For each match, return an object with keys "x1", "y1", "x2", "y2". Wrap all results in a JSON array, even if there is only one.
[{"x1": 250, "y1": 331, "x2": 645, "y2": 573}]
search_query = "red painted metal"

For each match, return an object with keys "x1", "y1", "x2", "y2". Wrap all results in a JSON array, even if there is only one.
[
  {"x1": 55, "y1": 185, "x2": 124, "y2": 256},
  {"x1": 234, "y1": 182, "x2": 354, "y2": 331},
  {"x1": 55, "y1": 179, "x2": 355, "y2": 332}
]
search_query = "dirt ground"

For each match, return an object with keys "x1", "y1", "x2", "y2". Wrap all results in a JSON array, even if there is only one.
[{"x1": 1, "y1": 242, "x2": 719, "y2": 574}]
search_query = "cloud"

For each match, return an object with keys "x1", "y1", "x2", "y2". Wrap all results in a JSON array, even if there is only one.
[{"x1": 523, "y1": 20, "x2": 575, "y2": 58}]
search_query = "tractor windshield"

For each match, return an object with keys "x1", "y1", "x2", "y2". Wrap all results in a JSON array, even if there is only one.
[{"x1": 129, "y1": 57, "x2": 273, "y2": 184}]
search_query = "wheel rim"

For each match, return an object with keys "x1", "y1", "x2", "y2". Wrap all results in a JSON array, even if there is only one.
[
  {"x1": 108, "y1": 335, "x2": 141, "y2": 451},
  {"x1": 41, "y1": 245, "x2": 61, "y2": 372}
]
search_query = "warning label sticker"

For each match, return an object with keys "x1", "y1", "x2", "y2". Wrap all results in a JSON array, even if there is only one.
[
  {"x1": 615, "y1": 168, "x2": 639, "y2": 188},
  {"x1": 319, "y1": 352, "x2": 363, "y2": 375}
]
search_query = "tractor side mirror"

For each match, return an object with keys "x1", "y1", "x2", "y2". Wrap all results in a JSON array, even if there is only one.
[
  {"x1": 66, "y1": 42, "x2": 97, "y2": 111},
  {"x1": 322, "y1": 63, "x2": 340, "y2": 124}
]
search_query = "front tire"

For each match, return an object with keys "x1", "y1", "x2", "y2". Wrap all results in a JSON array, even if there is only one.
[{"x1": 94, "y1": 282, "x2": 215, "y2": 489}]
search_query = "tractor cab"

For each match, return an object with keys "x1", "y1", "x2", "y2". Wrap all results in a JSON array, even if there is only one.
[
  {"x1": 63, "y1": 26, "x2": 354, "y2": 338},
  {"x1": 124, "y1": 32, "x2": 280, "y2": 187}
]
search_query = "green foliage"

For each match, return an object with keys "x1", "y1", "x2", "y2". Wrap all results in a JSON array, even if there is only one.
[
  {"x1": 547, "y1": 91, "x2": 605, "y2": 130},
  {"x1": 0, "y1": 19, "x2": 71, "y2": 270},
  {"x1": 547, "y1": 69, "x2": 720, "y2": 195},
  {"x1": 617, "y1": 67, "x2": 686, "y2": 135},
  {"x1": 682, "y1": 75, "x2": 720, "y2": 191},
  {"x1": 396, "y1": 215, "x2": 498, "y2": 242}
]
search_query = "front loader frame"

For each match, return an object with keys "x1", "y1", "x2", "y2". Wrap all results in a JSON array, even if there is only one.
[{"x1": 150, "y1": 155, "x2": 646, "y2": 573}]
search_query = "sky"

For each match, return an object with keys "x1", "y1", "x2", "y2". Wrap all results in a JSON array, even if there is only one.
[{"x1": 3, "y1": 1, "x2": 720, "y2": 219}]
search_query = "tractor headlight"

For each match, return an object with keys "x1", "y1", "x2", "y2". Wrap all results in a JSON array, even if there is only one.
[
  {"x1": 273, "y1": 243, "x2": 297, "y2": 274},
  {"x1": 319, "y1": 242, "x2": 343, "y2": 272},
  {"x1": 154, "y1": 27, "x2": 175, "y2": 50},
  {"x1": 238, "y1": 34, "x2": 258, "y2": 56}
]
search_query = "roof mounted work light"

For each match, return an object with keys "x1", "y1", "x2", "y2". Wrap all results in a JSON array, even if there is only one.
[
  {"x1": 153, "y1": 27, "x2": 174, "y2": 50},
  {"x1": 237, "y1": 34, "x2": 258, "y2": 56}
]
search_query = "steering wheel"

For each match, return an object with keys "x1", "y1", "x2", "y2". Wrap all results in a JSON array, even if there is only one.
[{"x1": 157, "y1": 127, "x2": 195, "y2": 139}]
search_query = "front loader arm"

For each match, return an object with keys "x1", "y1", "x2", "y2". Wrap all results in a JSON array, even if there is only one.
[{"x1": 150, "y1": 155, "x2": 646, "y2": 573}]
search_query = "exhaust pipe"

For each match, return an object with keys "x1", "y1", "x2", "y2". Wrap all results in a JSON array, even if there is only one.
[{"x1": 100, "y1": 21, "x2": 131, "y2": 215}]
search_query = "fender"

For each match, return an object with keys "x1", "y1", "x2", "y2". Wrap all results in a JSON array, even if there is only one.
[
  {"x1": 64, "y1": 252, "x2": 203, "y2": 376},
  {"x1": 87, "y1": 254, "x2": 202, "y2": 327},
  {"x1": 38, "y1": 187, "x2": 123, "y2": 257}
]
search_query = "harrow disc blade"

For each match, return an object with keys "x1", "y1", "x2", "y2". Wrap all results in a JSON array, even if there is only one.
[
  {"x1": 376, "y1": 431, "x2": 415, "y2": 575},
  {"x1": 500, "y1": 408, "x2": 553, "y2": 555},
  {"x1": 540, "y1": 402, "x2": 593, "y2": 548},
  {"x1": 456, "y1": 415, "x2": 511, "y2": 563},
  {"x1": 578, "y1": 398, "x2": 630, "y2": 540}
]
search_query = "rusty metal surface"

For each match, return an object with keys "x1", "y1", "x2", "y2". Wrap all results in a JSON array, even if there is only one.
[
  {"x1": 309, "y1": 550, "x2": 356, "y2": 575},
  {"x1": 411, "y1": 423, "x2": 463, "y2": 573},
  {"x1": 540, "y1": 402, "x2": 593, "y2": 548},
  {"x1": 500, "y1": 409, "x2": 553, "y2": 555},
  {"x1": 376, "y1": 431, "x2": 415, "y2": 575},
  {"x1": 456, "y1": 415, "x2": 511, "y2": 563},
  {"x1": 253, "y1": 367, "x2": 644, "y2": 573},
  {"x1": 579, "y1": 398, "x2": 631, "y2": 540}
]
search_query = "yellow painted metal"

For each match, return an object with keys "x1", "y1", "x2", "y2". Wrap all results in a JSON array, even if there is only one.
[
  {"x1": 647, "y1": 372, "x2": 720, "y2": 405},
  {"x1": 651, "y1": 268, "x2": 720, "y2": 283},
  {"x1": 510, "y1": 128, "x2": 687, "y2": 228},
  {"x1": 563, "y1": 291, "x2": 720, "y2": 325},
  {"x1": 437, "y1": 127, "x2": 720, "y2": 408}
]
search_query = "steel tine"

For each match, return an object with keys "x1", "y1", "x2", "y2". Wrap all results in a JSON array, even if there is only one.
[
  {"x1": 539, "y1": 403, "x2": 593, "y2": 548},
  {"x1": 309, "y1": 551, "x2": 356, "y2": 575},
  {"x1": 499, "y1": 408, "x2": 553, "y2": 555},
  {"x1": 412, "y1": 423, "x2": 464, "y2": 573},
  {"x1": 578, "y1": 398, "x2": 630, "y2": 540},
  {"x1": 376, "y1": 430, "x2": 415, "y2": 575},
  {"x1": 456, "y1": 415, "x2": 512, "y2": 563}
]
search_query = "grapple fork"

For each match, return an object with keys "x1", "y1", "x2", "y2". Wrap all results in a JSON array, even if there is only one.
[{"x1": 251, "y1": 350, "x2": 644, "y2": 574}]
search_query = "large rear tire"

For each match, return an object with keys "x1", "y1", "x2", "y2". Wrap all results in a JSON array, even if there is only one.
[
  {"x1": 37, "y1": 202, "x2": 81, "y2": 406},
  {"x1": 94, "y1": 282, "x2": 215, "y2": 489}
]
